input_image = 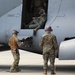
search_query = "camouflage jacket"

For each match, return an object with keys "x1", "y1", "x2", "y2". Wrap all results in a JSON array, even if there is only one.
[{"x1": 40, "y1": 33, "x2": 58, "y2": 54}]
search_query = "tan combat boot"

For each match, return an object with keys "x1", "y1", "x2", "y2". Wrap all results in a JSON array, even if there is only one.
[
  {"x1": 43, "y1": 69, "x2": 47, "y2": 75},
  {"x1": 51, "y1": 70, "x2": 56, "y2": 74}
]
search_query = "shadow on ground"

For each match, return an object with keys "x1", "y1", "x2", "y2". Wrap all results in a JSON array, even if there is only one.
[{"x1": 0, "y1": 65, "x2": 75, "y2": 73}]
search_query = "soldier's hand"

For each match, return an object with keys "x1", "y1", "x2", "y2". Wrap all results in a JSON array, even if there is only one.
[
  {"x1": 12, "y1": 49, "x2": 16, "y2": 52},
  {"x1": 55, "y1": 50, "x2": 58, "y2": 58}
]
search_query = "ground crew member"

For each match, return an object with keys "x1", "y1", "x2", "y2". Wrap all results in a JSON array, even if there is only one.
[
  {"x1": 39, "y1": 26, "x2": 58, "y2": 74},
  {"x1": 9, "y1": 30, "x2": 20, "y2": 72}
]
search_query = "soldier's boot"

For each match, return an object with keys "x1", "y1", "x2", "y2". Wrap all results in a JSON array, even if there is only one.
[
  {"x1": 10, "y1": 68, "x2": 18, "y2": 73},
  {"x1": 16, "y1": 68, "x2": 21, "y2": 72},
  {"x1": 51, "y1": 70, "x2": 56, "y2": 74},
  {"x1": 43, "y1": 69, "x2": 47, "y2": 75}
]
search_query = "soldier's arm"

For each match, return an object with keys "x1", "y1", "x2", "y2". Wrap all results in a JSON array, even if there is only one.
[
  {"x1": 53, "y1": 35, "x2": 59, "y2": 57},
  {"x1": 39, "y1": 37, "x2": 44, "y2": 49},
  {"x1": 8, "y1": 38, "x2": 11, "y2": 46},
  {"x1": 15, "y1": 37, "x2": 19, "y2": 47},
  {"x1": 53, "y1": 35, "x2": 58, "y2": 50}
]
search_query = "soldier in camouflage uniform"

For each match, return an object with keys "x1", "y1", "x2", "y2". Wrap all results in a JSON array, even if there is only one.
[
  {"x1": 40, "y1": 26, "x2": 58, "y2": 75},
  {"x1": 9, "y1": 30, "x2": 21, "y2": 72},
  {"x1": 29, "y1": 10, "x2": 46, "y2": 32}
]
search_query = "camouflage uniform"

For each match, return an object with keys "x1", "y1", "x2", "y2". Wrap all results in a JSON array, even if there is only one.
[
  {"x1": 9, "y1": 35, "x2": 20, "y2": 72},
  {"x1": 29, "y1": 15, "x2": 46, "y2": 30},
  {"x1": 40, "y1": 32, "x2": 58, "y2": 72}
]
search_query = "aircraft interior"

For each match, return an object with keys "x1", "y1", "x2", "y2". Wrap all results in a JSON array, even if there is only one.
[{"x1": 21, "y1": 0, "x2": 48, "y2": 29}]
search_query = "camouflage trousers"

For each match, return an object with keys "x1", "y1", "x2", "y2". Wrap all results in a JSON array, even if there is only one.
[
  {"x1": 29, "y1": 24, "x2": 38, "y2": 29},
  {"x1": 10, "y1": 49, "x2": 20, "y2": 71},
  {"x1": 43, "y1": 49, "x2": 55, "y2": 71}
]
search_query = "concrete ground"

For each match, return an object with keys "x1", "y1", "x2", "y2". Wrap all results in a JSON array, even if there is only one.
[{"x1": 0, "y1": 50, "x2": 75, "y2": 75}]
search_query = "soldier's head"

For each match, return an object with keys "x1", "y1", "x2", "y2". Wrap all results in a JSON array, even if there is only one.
[
  {"x1": 12, "y1": 30, "x2": 19, "y2": 36},
  {"x1": 45, "y1": 26, "x2": 53, "y2": 32},
  {"x1": 39, "y1": 8, "x2": 46, "y2": 16}
]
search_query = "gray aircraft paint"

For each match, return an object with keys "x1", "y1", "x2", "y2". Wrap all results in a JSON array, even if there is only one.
[
  {"x1": 0, "y1": 0, "x2": 75, "y2": 60},
  {"x1": 0, "y1": 0, "x2": 21, "y2": 17}
]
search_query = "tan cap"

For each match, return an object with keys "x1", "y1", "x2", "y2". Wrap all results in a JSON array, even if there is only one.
[
  {"x1": 12, "y1": 30, "x2": 19, "y2": 35},
  {"x1": 45, "y1": 26, "x2": 53, "y2": 31}
]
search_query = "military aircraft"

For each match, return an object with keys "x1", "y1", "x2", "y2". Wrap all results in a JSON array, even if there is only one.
[{"x1": 0, "y1": 0, "x2": 75, "y2": 60}]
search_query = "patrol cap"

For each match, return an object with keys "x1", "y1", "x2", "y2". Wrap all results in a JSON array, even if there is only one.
[
  {"x1": 45, "y1": 26, "x2": 53, "y2": 31},
  {"x1": 12, "y1": 30, "x2": 19, "y2": 35},
  {"x1": 39, "y1": 8, "x2": 45, "y2": 14}
]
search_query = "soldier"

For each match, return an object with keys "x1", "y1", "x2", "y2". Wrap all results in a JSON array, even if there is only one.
[
  {"x1": 39, "y1": 26, "x2": 58, "y2": 75},
  {"x1": 9, "y1": 30, "x2": 21, "y2": 72},
  {"x1": 29, "y1": 10, "x2": 46, "y2": 33}
]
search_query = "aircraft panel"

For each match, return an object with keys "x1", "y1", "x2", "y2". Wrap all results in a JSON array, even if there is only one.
[
  {"x1": 46, "y1": 0, "x2": 75, "y2": 45},
  {"x1": 0, "y1": 0, "x2": 21, "y2": 17},
  {"x1": 0, "y1": 5, "x2": 22, "y2": 43}
]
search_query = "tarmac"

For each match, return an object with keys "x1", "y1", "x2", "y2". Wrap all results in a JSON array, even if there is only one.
[{"x1": 0, "y1": 50, "x2": 75, "y2": 75}]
